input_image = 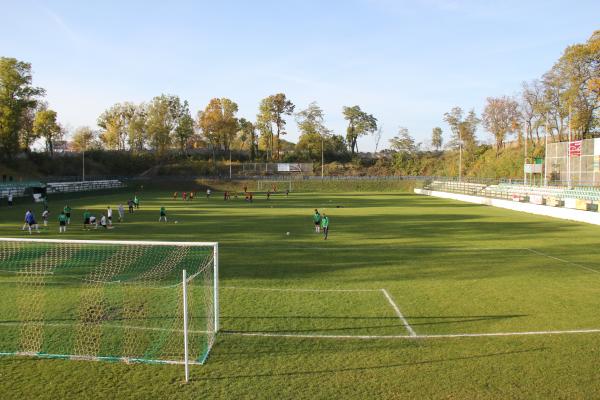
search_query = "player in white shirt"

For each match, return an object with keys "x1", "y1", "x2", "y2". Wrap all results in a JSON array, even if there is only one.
[
  {"x1": 118, "y1": 204, "x2": 125, "y2": 222},
  {"x1": 107, "y1": 206, "x2": 113, "y2": 226}
]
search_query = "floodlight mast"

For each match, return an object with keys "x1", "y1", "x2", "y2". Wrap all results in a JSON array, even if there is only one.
[
  {"x1": 544, "y1": 116, "x2": 549, "y2": 187},
  {"x1": 568, "y1": 105, "x2": 572, "y2": 188},
  {"x1": 321, "y1": 135, "x2": 324, "y2": 179},
  {"x1": 458, "y1": 131, "x2": 462, "y2": 182}
]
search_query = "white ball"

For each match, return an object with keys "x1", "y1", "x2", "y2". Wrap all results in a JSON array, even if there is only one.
[
  {"x1": 286, "y1": 232, "x2": 290, "y2": 236},
  {"x1": 174, "y1": 221, "x2": 178, "y2": 224}
]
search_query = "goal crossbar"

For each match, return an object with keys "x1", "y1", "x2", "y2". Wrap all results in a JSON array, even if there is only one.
[{"x1": 0, "y1": 237, "x2": 218, "y2": 247}]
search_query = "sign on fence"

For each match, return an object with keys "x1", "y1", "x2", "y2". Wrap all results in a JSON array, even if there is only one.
[{"x1": 569, "y1": 141, "x2": 582, "y2": 156}]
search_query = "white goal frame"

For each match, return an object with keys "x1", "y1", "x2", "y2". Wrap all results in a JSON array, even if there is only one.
[
  {"x1": 257, "y1": 180, "x2": 292, "y2": 192},
  {"x1": 0, "y1": 237, "x2": 219, "y2": 382}
]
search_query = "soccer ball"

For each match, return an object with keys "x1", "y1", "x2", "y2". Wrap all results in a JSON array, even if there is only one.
[
  {"x1": 286, "y1": 232, "x2": 290, "y2": 236},
  {"x1": 174, "y1": 221, "x2": 179, "y2": 224}
]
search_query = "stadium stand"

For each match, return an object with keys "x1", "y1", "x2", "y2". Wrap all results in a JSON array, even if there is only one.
[
  {"x1": 0, "y1": 181, "x2": 43, "y2": 199},
  {"x1": 45, "y1": 180, "x2": 124, "y2": 194},
  {"x1": 426, "y1": 180, "x2": 600, "y2": 212}
]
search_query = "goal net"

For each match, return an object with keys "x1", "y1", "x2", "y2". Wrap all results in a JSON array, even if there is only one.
[
  {"x1": 0, "y1": 238, "x2": 218, "y2": 377},
  {"x1": 257, "y1": 180, "x2": 292, "y2": 192}
]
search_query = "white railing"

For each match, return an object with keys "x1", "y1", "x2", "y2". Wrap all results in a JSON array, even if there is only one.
[{"x1": 46, "y1": 180, "x2": 124, "y2": 194}]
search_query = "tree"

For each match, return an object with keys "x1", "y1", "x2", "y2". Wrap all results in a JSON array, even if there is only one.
[
  {"x1": 146, "y1": 94, "x2": 188, "y2": 155},
  {"x1": 197, "y1": 98, "x2": 239, "y2": 158},
  {"x1": 521, "y1": 80, "x2": 547, "y2": 142},
  {"x1": 97, "y1": 103, "x2": 127, "y2": 150},
  {"x1": 19, "y1": 102, "x2": 45, "y2": 151},
  {"x1": 443, "y1": 107, "x2": 479, "y2": 151},
  {"x1": 0, "y1": 57, "x2": 45, "y2": 158},
  {"x1": 342, "y1": 105, "x2": 377, "y2": 155},
  {"x1": 125, "y1": 103, "x2": 148, "y2": 152},
  {"x1": 71, "y1": 126, "x2": 99, "y2": 152},
  {"x1": 374, "y1": 126, "x2": 384, "y2": 152},
  {"x1": 173, "y1": 103, "x2": 194, "y2": 154},
  {"x1": 556, "y1": 30, "x2": 600, "y2": 138},
  {"x1": 295, "y1": 102, "x2": 331, "y2": 160},
  {"x1": 482, "y1": 96, "x2": 521, "y2": 155},
  {"x1": 33, "y1": 109, "x2": 62, "y2": 156},
  {"x1": 258, "y1": 93, "x2": 295, "y2": 160},
  {"x1": 431, "y1": 127, "x2": 443, "y2": 151},
  {"x1": 256, "y1": 101, "x2": 274, "y2": 160},
  {"x1": 237, "y1": 118, "x2": 257, "y2": 160},
  {"x1": 389, "y1": 127, "x2": 418, "y2": 153}
]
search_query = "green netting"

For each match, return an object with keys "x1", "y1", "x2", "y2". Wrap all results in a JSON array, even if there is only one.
[{"x1": 0, "y1": 239, "x2": 216, "y2": 366}]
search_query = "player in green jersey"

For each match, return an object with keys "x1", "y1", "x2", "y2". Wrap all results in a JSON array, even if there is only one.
[
  {"x1": 58, "y1": 211, "x2": 68, "y2": 233},
  {"x1": 321, "y1": 214, "x2": 329, "y2": 240},
  {"x1": 64, "y1": 205, "x2": 72, "y2": 224},
  {"x1": 312, "y1": 209, "x2": 321, "y2": 233},
  {"x1": 159, "y1": 206, "x2": 167, "y2": 222}
]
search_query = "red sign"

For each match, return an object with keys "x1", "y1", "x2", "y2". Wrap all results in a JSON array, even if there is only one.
[{"x1": 569, "y1": 140, "x2": 582, "y2": 156}]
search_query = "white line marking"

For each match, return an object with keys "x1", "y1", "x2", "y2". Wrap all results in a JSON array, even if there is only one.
[
  {"x1": 381, "y1": 289, "x2": 417, "y2": 337},
  {"x1": 526, "y1": 248, "x2": 600, "y2": 274},
  {"x1": 224, "y1": 328, "x2": 600, "y2": 340},
  {"x1": 223, "y1": 246, "x2": 529, "y2": 252},
  {"x1": 4, "y1": 351, "x2": 203, "y2": 365},
  {"x1": 222, "y1": 286, "x2": 380, "y2": 293}
]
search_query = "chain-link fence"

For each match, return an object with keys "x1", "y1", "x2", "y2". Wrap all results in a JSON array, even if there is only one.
[{"x1": 546, "y1": 138, "x2": 600, "y2": 186}]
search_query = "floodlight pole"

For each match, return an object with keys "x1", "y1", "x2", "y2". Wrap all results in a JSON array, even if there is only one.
[
  {"x1": 544, "y1": 117, "x2": 549, "y2": 187},
  {"x1": 524, "y1": 131, "x2": 528, "y2": 185},
  {"x1": 458, "y1": 133, "x2": 462, "y2": 182},
  {"x1": 321, "y1": 135, "x2": 324, "y2": 179},
  {"x1": 568, "y1": 105, "x2": 572, "y2": 188}
]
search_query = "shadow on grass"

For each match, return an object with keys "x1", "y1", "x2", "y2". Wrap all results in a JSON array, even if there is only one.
[
  {"x1": 195, "y1": 347, "x2": 548, "y2": 381},
  {"x1": 220, "y1": 314, "x2": 527, "y2": 333}
]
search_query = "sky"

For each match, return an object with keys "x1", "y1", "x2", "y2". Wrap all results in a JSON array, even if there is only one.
[{"x1": 1, "y1": 0, "x2": 599, "y2": 151}]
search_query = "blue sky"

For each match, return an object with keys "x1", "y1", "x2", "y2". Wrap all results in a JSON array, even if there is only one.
[{"x1": 1, "y1": 0, "x2": 598, "y2": 151}]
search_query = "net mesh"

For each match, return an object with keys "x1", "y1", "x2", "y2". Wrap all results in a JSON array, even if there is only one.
[
  {"x1": 0, "y1": 239, "x2": 216, "y2": 365},
  {"x1": 257, "y1": 180, "x2": 292, "y2": 192}
]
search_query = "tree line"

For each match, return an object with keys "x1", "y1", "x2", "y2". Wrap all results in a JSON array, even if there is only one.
[
  {"x1": 0, "y1": 59, "x2": 379, "y2": 162},
  {"x1": 388, "y1": 30, "x2": 598, "y2": 174},
  {"x1": 1, "y1": 31, "x2": 597, "y2": 169}
]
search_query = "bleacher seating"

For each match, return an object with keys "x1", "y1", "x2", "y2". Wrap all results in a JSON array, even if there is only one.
[
  {"x1": 426, "y1": 180, "x2": 600, "y2": 212},
  {"x1": 46, "y1": 180, "x2": 124, "y2": 194},
  {"x1": 0, "y1": 181, "x2": 42, "y2": 198}
]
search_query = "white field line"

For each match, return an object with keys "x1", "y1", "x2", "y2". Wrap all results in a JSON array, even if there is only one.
[
  {"x1": 4, "y1": 351, "x2": 203, "y2": 366},
  {"x1": 223, "y1": 246, "x2": 529, "y2": 252},
  {"x1": 381, "y1": 289, "x2": 417, "y2": 337},
  {"x1": 526, "y1": 248, "x2": 600, "y2": 274},
  {"x1": 222, "y1": 286, "x2": 380, "y2": 293},
  {"x1": 224, "y1": 328, "x2": 600, "y2": 340}
]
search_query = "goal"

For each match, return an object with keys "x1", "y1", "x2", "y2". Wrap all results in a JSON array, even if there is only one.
[
  {"x1": 257, "y1": 180, "x2": 292, "y2": 192},
  {"x1": 0, "y1": 238, "x2": 218, "y2": 381}
]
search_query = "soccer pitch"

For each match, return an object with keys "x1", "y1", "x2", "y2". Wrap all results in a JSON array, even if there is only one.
[{"x1": 1, "y1": 188, "x2": 599, "y2": 399}]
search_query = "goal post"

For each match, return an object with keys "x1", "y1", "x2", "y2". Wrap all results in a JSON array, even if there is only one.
[
  {"x1": 0, "y1": 238, "x2": 219, "y2": 379},
  {"x1": 257, "y1": 180, "x2": 292, "y2": 192}
]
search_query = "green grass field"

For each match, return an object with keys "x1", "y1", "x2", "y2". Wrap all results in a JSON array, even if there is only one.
[{"x1": 1, "y1": 187, "x2": 599, "y2": 399}]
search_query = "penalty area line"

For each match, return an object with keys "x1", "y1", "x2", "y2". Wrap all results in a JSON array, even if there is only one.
[
  {"x1": 223, "y1": 328, "x2": 600, "y2": 340},
  {"x1": 381, "y1": 289, "x2": 417, "y2": 337},
  {"x1": 222, "y1": 286, "x2": 380, "y2": 293},
  {"x1": 525, "y1": 248, "x2": 600, "y2": 274}
]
